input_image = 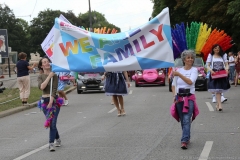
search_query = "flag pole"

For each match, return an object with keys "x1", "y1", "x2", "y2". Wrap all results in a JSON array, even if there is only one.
[{"x1": 50, "y1": 77, "x2": 53, "y2": 102}]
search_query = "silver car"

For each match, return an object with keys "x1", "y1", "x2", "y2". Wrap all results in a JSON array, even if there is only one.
[{"x1": 77, "y1": 72, "x2": 105, "y2": 94}]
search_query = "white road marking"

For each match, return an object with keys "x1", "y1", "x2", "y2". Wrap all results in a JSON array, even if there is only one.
[
  {"x1": 198, "y1": 141, "x2": 213, "y2": 160},
  {"x1": 129, "y1": 90, "x2": 133, "y2": 94},
  {"x1": 13, "y1": 144, "x2": 48, "y2": 160},
  {"x1": 108, "y1": 108, "x2": 116, "y2": 113},
  {"x1": 13, "y1": 122, "x2": 88, "y2": 159},
  {"x1": 205, "y1": 102, "x2": 214, "y2": 111}
]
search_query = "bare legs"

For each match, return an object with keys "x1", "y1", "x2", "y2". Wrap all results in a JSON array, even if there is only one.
[
  {"x1": 112, "y1": 95, "x2": 125, "y2": 116},
  {"x1": 235, "y1": 72, "x2": 239, "y2": 87},
  {"x1": 58, "y1": 90, "x2": 68, "y2": 106},
  {"x1": 118, "y1": 96, "x2": 125, "y2": 115},
  {"x1": 111, "y1": 96, "x2": 114, "y2": 105},
  {"x1": 216, "y1": 93, "x2": 222, "y2": 111},
  {"x1": 58, "y1": 91, "x2": 68, "y2": 101}
]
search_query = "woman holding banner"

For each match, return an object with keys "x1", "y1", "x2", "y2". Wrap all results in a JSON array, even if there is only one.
[
  {"x1": 171, "y1": 50, "x2": 199, "y2": 149},
  {"x1": 103, "y1": 71, "x2": 130, "y2": 116},
  {"x1": 37, "y1": 57, "x2": 64, "y2": 152}
]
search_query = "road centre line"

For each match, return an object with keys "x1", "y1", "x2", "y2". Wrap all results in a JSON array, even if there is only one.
[
  {"x1": 129, "y1": 90, "x2": 133, "y2": 94},
  {"x1": 13, "y1": 144, "x2": 48, "y2": 160},
  {"x1": 205, "y1": 102, "x2": 214, "y2": 111},
  {"x1": 13, "y1": 122, "x2": 89, "y2": 159},
  {"x1": 198, "y1": 141, "x2": 213, "y2": 160},
  {"x1": 108, "y1": 108, "x2": 116, "y2": 113}
]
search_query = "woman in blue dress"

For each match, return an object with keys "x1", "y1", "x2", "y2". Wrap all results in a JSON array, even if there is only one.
[{"x1": 103, "y1": 71, "x2": 130, "y2": 116}]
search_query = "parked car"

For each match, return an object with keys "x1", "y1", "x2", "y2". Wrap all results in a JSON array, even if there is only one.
[
  {"x1": 77, "y1": 72, "x2": 105, "y2": 94},
  {"x1": 168, "y1": 57, "x2": 207, "y2": 92},
  {"x1": 0, "y1": 81, "x2": 5, "y2": 93},
  {"x1": 132, "y1": 69, "x2": 166, "y2": 87}
]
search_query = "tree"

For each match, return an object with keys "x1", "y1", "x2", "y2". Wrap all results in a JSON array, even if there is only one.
[
  {"x1": 78, "y1": 11, "x2": 121, "y2": 32},
  {"x1": 151, "y1": 0, "x2": 191, "y2": 25},
  {"x1": 29, "y1": 9, "x2": 84, "y2": 57},
  {"x1": 61, "y1": 10, "x2": 82, "y2": 26},
  {"x1": 13, "y1": 18, "x2": 30, "y2": 53},
  {"x1": 176, "y1": 0, "x2": 238, "y2": 50},
  {"x1": 227, "y1": 0, "x2": 240, "y2": 51},
  {"x1": 151, "y1": 0, "x2": 240, "y2": 50},
  {"x1": 0, "y1": 4, "x2": 29, "y2": 54}
]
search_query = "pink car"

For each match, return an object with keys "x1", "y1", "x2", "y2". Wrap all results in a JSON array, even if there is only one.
[{"x1": 132, "y1": 69, "x2": 166, "y2": 87}]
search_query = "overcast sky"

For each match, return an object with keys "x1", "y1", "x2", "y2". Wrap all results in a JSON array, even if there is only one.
[{"x1": 2, "y1": 0, "x2": 154, "y2": 32}]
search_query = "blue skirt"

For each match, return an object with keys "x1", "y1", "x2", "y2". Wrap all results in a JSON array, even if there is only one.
[
  {"x1": 105, "y1": 72, "x2": 128, "y2": 96},
  {"x1": 208, "y1": 74, "x2": 230, "y2": 93}
]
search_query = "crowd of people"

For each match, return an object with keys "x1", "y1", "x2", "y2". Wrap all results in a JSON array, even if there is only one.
[
  {"x1": 171, "y1": 44, "x2": 239, "y2": 150},
  {"x1": 227, "y1": 51, "x2": 240, "y2": 86},
  {"x1": 14, "y1": 43, "x2": 240, "y2": 151}
]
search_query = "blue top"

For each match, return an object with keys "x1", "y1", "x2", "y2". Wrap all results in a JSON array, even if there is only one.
[{"x1": 16, "y1": 60, "x2": 29, "y2": 77}]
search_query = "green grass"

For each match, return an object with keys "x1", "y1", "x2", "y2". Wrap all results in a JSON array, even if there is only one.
[{"x1": 0, "y1": 86, "x2": 71, "y2": 112}]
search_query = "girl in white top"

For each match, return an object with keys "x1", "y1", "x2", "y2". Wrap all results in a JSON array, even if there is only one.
[{"x1": 206, "y1": 44, "x2": 230, "y2": 111}]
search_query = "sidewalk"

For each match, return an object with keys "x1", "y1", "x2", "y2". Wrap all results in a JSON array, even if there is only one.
[
  {"x1": 0, "y1": 73, "x2": 38, "y2": 82},
  {"x1": 0, "y1": 73, "x2": 39, "y2": 89}
]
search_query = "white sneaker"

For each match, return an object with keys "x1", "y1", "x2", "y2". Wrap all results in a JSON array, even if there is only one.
[
  {"x1": 212, "y1": 96, "x2": 216, "y2": 103},
  {"x1": 49, "y1": 143, "x2": 55, "y2": 151},
  {"x1": 64, "y1": 100, "x2": 69, "y2": 106},
  {"x1": 221, "y1": 96, "x2": 227, "y2": 103},
  {"x1": 55, "y1": 139, "x2": 61, "y2": 147}
]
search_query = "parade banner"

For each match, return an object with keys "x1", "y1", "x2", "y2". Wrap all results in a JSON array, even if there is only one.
[
  {"x1": 51, "y1": 7, "x2": 174, "y2": 72},
  {"x1": 41, "y1": 14, "x2": 72, "y2": 60},
  {"x1": 0, "y1": 29, "x2": 9, "y2": 58}
]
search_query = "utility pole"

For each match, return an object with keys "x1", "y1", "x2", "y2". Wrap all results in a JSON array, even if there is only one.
[{"x1": 88, "y1": 0, "x2": 92, "y2": 31}]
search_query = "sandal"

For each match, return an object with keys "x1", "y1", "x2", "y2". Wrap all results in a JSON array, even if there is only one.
[
  {"x1": 117, "y1": 110, "x2": 121, "y2": 117},
  {"x1": 121, "y1": 109, "x2": 126, "y2": 116},
  {"x1": 218, "y1": 106, "x2": 223, "y2": 111}
]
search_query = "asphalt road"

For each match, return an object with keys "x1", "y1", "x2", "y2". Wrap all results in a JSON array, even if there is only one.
[{"x1": 0, "y1": 82, "x2": 240, "y2": 160}]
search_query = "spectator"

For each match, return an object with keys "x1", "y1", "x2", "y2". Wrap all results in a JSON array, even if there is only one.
[
  {"x1": 234, "y1": 51, "x2": 240, "y2": 87},
  {"x1": 16, "y1": 52, "x2": 37, "y2": 105},
  {"x1": 228, "y1": 51, "x2": 235, "y2": 84}
]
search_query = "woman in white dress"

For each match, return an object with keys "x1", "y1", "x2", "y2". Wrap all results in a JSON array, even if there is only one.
[{"x1": 206, "y1": 44, "x2": 230, "y2": 111}]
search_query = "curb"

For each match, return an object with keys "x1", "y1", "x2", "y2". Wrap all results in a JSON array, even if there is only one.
[{"x1": 0, "y1": 86, "x2": 77, "y2": 118}]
